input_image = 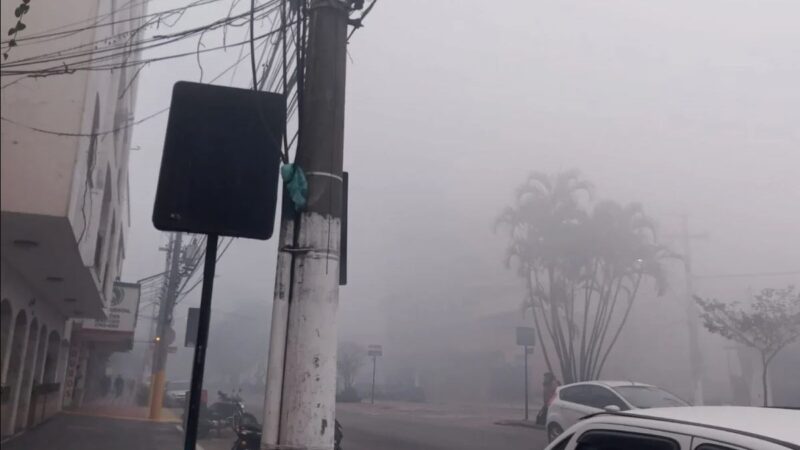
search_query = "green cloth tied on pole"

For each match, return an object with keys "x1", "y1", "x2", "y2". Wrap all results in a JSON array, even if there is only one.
[{"x1": 281, "y1": 163, "x2": 308, "y2": 211}]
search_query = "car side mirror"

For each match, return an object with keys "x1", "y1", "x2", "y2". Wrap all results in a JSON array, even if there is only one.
[{"x1": 604, "y1": 405, "x2": 621, "y2": 412}]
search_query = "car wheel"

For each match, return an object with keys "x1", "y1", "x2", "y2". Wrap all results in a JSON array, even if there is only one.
[{"x1": 547, "y1": 423, "x2": 564, "y2": 442}]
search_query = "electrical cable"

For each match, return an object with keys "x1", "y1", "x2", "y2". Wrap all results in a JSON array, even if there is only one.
[
  {"x1": 2, "y1": 20, "x2": 287, "y2": 78},
  {"x1": 1, "y1": 0, "x2": 221, "y2": 48},
  {"x1": 0, "y1": 36, "x2": 270, "y2": 138},
  {"x1": 1, "y1": 2, "x2": 281, "y2": 72},
  {"x1": 250, "y1": 0, "x2": 259, "y2": 90},
  {"x1": 175, "y1": 237, "x2": 235, "y2": 304}
]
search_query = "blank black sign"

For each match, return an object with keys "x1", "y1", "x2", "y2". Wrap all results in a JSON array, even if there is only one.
[
  {"x1": 516, "y1": 327, "x2": 536, "y2": 346},
  {"x1": 153, "y1": 81, "x2": 285, "y2": 239}
]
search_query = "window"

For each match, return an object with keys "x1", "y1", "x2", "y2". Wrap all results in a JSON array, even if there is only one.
[
  {"x1": 102, "y1": 216, "x2": 117, "y2": 294},
  {"x1": 583, "y1": 385, "x2": 628, "y2": 410},
  {"x1": 576, "y1": 430, "x2": 680, "y2": 450},
  {"x1": 551, "y1": 434, "x2": 574, "y2": 450},
  {"x1": 560, "y1": 385, "x2": 627, "y2": 410},
  {"x1": 613, "y1": 386, "x2": 689, "y2": 409},
  {"x1": 86, "y1": 94, "x2": 101, "y2": 188},
  {"x1": 560, "y1": 385, "x2": 591, "y2": 405},
  {"x1": 94, "y1": 172, "x2": 113, "y2": 272},
  {"x1": 115, "y1": 235, "x2": 125, "y2": 281}
]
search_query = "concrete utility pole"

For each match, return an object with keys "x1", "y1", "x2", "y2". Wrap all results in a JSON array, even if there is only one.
[
  {"x1": 678, "y1": 215, "x2": 708, "y2": 406},
  {"x1": 149, "y1": 232, "x2": 182, "y2": 419},
  {"x1": 262, "y1": 1, "x2": 349, "y2": 449}
]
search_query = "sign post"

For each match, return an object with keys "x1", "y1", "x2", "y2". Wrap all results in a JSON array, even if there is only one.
[
  {"x1": 516, "y1": 327, "x2": 536, "y2": 421},
  {"x1": 367, "y1": 345, "x2": 383, "y2": 405},
  {"x1": 152, "y1": 81, "x2": 285, "y2": 450}
]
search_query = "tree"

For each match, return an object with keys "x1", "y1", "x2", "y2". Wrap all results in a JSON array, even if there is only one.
[
  {"x1": 695, "y1": 286, "x2": 800, "y2": 406},
  {"x1": 497, "y1": 170, "x2": 673, "y2": 383},
  {"x1": 337, "y1": 341, "x2": 366, "y2": 392}
]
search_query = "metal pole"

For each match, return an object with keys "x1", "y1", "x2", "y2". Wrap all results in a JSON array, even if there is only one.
[
  {"x1": 524, "y1": 345, "x2": 529, "y2": 421},
  {"x1": 262, "y1": 202, "x2": 294, "y2": 446},
  {"x1": 370, "y1": 355, "x2": 376, "y2": 405},
  {"x1": 183, "y1": 234, "x2": 218, "y2": 450}
]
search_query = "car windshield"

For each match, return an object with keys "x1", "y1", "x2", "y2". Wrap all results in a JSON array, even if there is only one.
[{"x1": 614, "y1": 386, "x2": 689, "y2": 408}]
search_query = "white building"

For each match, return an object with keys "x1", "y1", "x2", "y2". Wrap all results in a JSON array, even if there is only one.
[{"x1": 1, "y1": 0, "x2": 146, "y2": 437}]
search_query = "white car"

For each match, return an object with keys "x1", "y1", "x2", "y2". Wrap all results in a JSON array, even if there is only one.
[
  {"x1": 547, "y1": 381, "x2": 689, "y2": 441},
  {"x1": 544, "y1": 406, "x2": 800, "y2": 450}
]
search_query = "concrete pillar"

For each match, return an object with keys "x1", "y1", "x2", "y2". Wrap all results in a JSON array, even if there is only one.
[
  {"x1": 18, "y1": 325, "x2": 43, "y2": 429},
  {"x1": 35, "y1": 330, "x2": 49, "y2": 384},
  {"x1": 56, "y1": 340, "x2": 70, "y2": 412},
  {"x1": 0, "y1": 305, "x2": 16, "y2": 383}
]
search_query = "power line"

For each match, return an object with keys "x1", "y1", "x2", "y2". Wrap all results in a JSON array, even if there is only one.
[
  {"x1": 694, "y1": 270, "x2": 800, "y2": 280},
  {"x1": 1, "y1": 0, "x2": 182, "y2": 45},
  {"x1": 1, "y1": 0, "x2": 222, "y2": 49},
  {"x1": 175, "y1": 237, "x2": 235, "y2": 304},
  {"x1": 1, "y1": 3, "x2": 284, "y2": 74},
  {"x1": 0, "y1": 28, "x2": 277, "y2": 138},
  {"x1": 1, "y1": 107, "x2": 170, "y2": 138}
]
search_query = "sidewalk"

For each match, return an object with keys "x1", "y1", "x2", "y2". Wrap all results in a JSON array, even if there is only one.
[
  {"x1": 337, "y1": 399, "x2": 546, "y2": 428},
  {"x1": 1, "y1": 413, "x2": 184, "y2": 450},
  {"x1": 62, "y1": 404, "x2": 182, "y2": 423}
]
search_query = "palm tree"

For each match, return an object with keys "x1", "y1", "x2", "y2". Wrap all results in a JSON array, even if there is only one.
[{"x1": 497, "y1": 170, "x2": 672, "y2": 383}]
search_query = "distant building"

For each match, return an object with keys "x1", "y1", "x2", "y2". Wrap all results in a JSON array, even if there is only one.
[{"x1": 1, "y1": 0, "x2": 147, "y2": 436}]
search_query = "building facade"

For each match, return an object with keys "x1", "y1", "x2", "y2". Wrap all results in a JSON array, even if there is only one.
[{"x1": 1, "y1": 0, "x2": 146, "y2": 437}]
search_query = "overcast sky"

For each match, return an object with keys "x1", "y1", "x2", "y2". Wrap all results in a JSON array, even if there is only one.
[{"x1": 122, "y1": 0, "x2": 800, "y2": 378}]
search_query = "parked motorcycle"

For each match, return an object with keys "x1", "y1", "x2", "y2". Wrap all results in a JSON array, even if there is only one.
[
  {"x1": 231, "y1": 416, "x2": 343, "y2": 450},
  {"x1": 186, "y1": 388, "x2": 252, "y2": 438}
]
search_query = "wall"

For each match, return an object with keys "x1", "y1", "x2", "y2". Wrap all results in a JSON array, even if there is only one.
[
  {"x1": 0, "y1": 262, "x2": 68, "y2": 436},
  {"x1": 0, "y1": 0, "x2": 96, "y2": 217},
  {"x1": 1, "y1": 0, "x2": 142, "y2": 306}
]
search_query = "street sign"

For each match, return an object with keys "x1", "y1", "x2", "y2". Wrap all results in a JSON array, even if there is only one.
[
  {"x1": 152, "y1": 81, "x2": 285, "y2": 240},
  {"x1": 516, "y1": 326, "x2": 536, "y2": 346},
  {"x1": 367, "y1": 344, "x2": 383, "y2": 357},
  {"x1": 81, "y1": 282, "x2": 141, "y2": 334}
]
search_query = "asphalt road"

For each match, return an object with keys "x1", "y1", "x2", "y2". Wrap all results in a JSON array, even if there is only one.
[
  {"x1": 196, "y1": 402, "x2": 550, "y2": 450},
  {"x1": 336, "y1": 404, "x2": 549, "y2": 450}
]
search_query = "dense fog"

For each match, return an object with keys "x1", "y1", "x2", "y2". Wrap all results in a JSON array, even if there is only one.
[{"x1": 118, "y1": 0, "x2": 799, "y2": 415}]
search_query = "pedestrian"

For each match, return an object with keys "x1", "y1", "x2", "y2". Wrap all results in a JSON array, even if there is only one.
[
  {"x1": 100, "y1": 374, "x2": 111, "y2": 399},
  {"x1": 114, "y1": 375, "x2": 125, "y2": 402},
  {"x1": 536, "y1": 372, "x2": 561, "y2": 425},
  {"x1": 127, "y1": 378, "x2": 136, "y2": 401}
]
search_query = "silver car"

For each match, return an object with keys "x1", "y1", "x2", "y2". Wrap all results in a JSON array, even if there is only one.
[
  {"x1": 546, "y1": 380, "x2": 689, "y2": 442},
  {"x1": 164, "y1": 380, "x2": 192, "y2": 407}
]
